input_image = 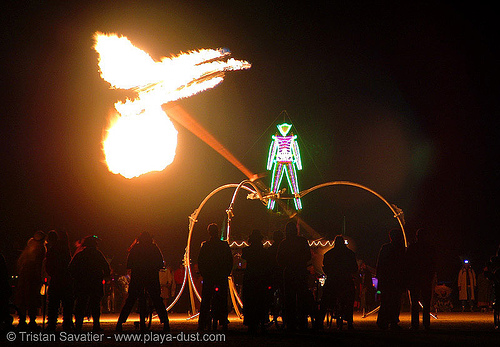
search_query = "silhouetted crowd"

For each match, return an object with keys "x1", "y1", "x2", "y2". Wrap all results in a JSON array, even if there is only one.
[{"x1": 0, "y1": 223, "x2": 499, "y2": 333}]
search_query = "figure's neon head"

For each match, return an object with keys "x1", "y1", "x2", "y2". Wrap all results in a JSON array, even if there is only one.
[{"x1": 277, "y1": 123, "x2": 292, "y2": 136}]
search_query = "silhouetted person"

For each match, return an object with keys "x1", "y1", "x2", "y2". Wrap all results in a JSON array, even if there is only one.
[
  {"x1": 277, "y1": 221, "x2": 311, "y2": 331},
  {"x1": 15, "y1": 230, "x2": 46, "y2": 331},
  {"x1": 0, "y1": 253, "x2": 13, "y2": 331},
  {"x1": 458, "y1": 260, "x2": 476, "y2": 312},
  {"x1": 486, "y1": 245, "x2": 500, "y2": 329},
  {"x1": 316, "y1": 235, "x2": 358, "y2": 330},
  {"x1": 477, "y1": 266, "x2": 493, "y2": 312},
  {"x1": 116, "y1": 231, "x2": 170, "y2": 332},
  {"x1": 159, "y1": 264, "x2": 176, "y2": 308},
  {"x1": 172, "y1": 261, "x2": 189, "y2": 313},
  {"x1": 197, "y1": 223, "x2": 233, "y2": 331},
  {"x1": 45, "y1": 230, "x2": 74, "y2": 331},
  {"x1": 192, "y1": 263, "x2": 203, "y2": 312},
  {"x1": 376, "y1": 229, "x2": 405, "y2": 330},
  {"x1": 242, "y1": 230, "x2": 271, "y2": 334},
  {"x1": 305, "y1": 262, "x2": 320, "y2": 327},
  {"x1": 69, "y1": 235, "x2": 110, "y2": 331},
  {"x1": 267, "y1": 230, "x2": 284, "y2": 293},
  {"x1": 406, "y1": 228, "x2": 436, "y2": 330},
  {"x1": 359, "y1": 261, "x2": 376, "y2": 315}
]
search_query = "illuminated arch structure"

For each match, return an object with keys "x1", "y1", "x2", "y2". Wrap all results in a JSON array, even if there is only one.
[{"x1": 169, "y1": 179, "x2": 407, "y2": 319}]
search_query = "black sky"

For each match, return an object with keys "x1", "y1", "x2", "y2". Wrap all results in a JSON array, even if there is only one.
[{"x1": 1, "y1": 1, "x2": 498, "y2": 281}]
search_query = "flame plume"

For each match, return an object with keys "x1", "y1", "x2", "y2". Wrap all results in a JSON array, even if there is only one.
[{"x1": 94, "y1": 33, "x2": 251, "y2": 178}]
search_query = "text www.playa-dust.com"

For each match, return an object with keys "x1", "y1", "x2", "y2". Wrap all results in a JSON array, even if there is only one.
[
  {"x1": 6, "y1": 331, "x2": 226, "y2": 344},
  {"x1": 114, "y1": 332, "x2": 225, "y2": 343}
]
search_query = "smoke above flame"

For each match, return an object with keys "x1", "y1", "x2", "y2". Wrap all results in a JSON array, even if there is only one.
[{"x1": 94, "y1": 32, "x2": 251, "y2": 178}]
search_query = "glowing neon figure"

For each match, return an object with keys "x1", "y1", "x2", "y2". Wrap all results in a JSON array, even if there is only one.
[{"x1": 266, "y1": 123, "x2": 302, "y2": 210}]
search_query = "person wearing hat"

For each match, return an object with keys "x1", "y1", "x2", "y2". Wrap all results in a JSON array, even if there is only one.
[
  {"x1": 69, "y1": 235, "x2": 110, "y2": 331},
  {"x1": 241, "y1": 230, "x2": 271, "y2": 334},
  {"x1": 15, "y1": 231, "x2": 46, "y2": 331}
]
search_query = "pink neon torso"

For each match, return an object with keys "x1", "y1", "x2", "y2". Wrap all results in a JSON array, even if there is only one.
[{"x1": 276, "y1": 136, "x2": 293, "y2": 162}]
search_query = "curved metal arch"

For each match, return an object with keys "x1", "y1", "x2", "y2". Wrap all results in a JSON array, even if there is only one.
[
  {"x1": 172, "y1": 179, "x2": 408, "y2": 321},
  {"x1": 222, "y1": 180, "x2": 409, "y2": 321},
  {"x1": 300, "y1": 181, "x2": 407, "y2": 247},
  {"x1": 225, "y1": 179, "x2": 268, "y2": 241},
  {"x1": 169, "y1": 183, "x2": 258, "y2": 317}
]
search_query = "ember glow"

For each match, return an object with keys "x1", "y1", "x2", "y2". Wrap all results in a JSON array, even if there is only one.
[{"x1": 94, "y1": 32, "x2": 251, "y2": 178}]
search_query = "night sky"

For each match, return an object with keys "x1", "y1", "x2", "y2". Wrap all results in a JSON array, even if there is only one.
[{"x1": 1, "y1": 1, "x2": 498, "y2": 283}]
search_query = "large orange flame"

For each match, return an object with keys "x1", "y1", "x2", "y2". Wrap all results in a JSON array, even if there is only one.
[{"x1": 94, "y1": 33, "x2": 251, "y2": 178}]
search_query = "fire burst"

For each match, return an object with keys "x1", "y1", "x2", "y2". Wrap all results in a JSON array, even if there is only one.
[{"x1": 94, "y1": 32, "x2": 251, "y2": 178}]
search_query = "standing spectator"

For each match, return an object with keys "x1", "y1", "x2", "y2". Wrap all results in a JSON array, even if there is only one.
[
  {"x1": 15, "y1": 231, "x2": 46, "y2": 331},
  {"x1": 477, "y1": 266, "x2": 493, "y2": 312},
  {"x1": 191, "y1": 263, "x2": 203, "y2": 312},
  {"x1": 277, "y1": 221, "x2": 311, "y2": 331},
  {"x1": 69, "y1": 235, "x2": 110, "y2": 331},
  {"x1": 45, "y1": 230, "x2": 74, "y2": 331},
  {"x1": 173, "y1": 261, "x2": 188, "y2": 313},
  {"x1": 305, "y1": 262, "x2": 320, "y2": 325},
  {"x1": 267, "y1": 231, "x2": 284, "y2": 286},
  {"x1": 159, "y1": 264, "x2": 176, "y2": 308},
  {"x1": 458, "y1": 260, "x2": 476, "y2": 311},
  {"x1": 241, "y1": 230, "x2": 271, "y2": 334},
  {"x1": 197, "y1": 223, "x2": 233, "y2": 331},
  {"x1": 486, "y1": 245, "x2": 500, "y2": 329},
  {"x1": 116, "y1": 232, "x2": 169, "y2": 332},
  {"x1": 0, "y1": 253, "x2": 13, "y2": 331},
  {"x1": 376, "y1": 229, "x2": 405, "y2": 330},
  {"x1": 267, "y1": 231, "x2": 284, "y2": 302},
  {"x1": 359, "y1": 261, "x2": 376, "y2": 315},
  {"x1": 406, "y1": 228, "x2": 436, "y2": 330},
  {"x1": 316, "y1": 235, "x2": 358, "y2": 330}
]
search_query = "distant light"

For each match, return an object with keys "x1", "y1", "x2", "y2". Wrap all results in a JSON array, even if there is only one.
[{"x1": 464, "y1": 259, "x2": 469, "y2": 264}]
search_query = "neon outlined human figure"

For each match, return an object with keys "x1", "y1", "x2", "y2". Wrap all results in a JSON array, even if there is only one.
[{"x1": 266, "y1": 123, "x2": 302, "y2": 211}]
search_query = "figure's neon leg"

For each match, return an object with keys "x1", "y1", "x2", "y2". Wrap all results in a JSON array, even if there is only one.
[
  {"x1": 285, "y1": 163, "x2": 302, "y2": 210},
  {"x1": 267, "y1": 163, "x2": 278, "y2": 210},
  {"x1": 291, "y1": 164, "x2": 302, "y2": 210},
  {"x1": 267, "y1": 199, "x2": 276, "y2": 210},
  {"x1": 267, "y1": 163, "x2": 285, "y2": 210}
]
